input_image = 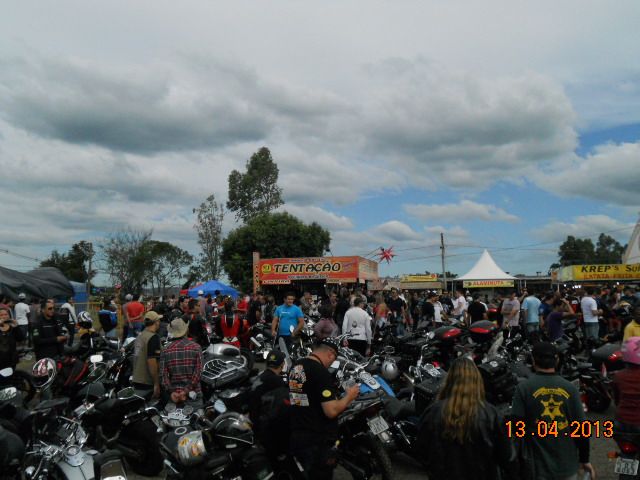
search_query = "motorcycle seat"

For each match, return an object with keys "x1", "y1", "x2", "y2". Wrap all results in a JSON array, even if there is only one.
[
  {"x1": 383, "y1": 397, "x2": 415, "y2": 420},
  {"x1": 577, "y1": 362, "x2": 594, "y2": 371},
  {"x1": 96, "y1": 398, "x2": 118, "y2": 413},
  {"x1": 33, "y1": 397, "x2": 69, "y2": 412}
]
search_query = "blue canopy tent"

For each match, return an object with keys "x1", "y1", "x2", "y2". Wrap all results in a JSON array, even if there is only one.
[{"x1": 188, "y1": 280, "x2": 238, "y2": 299}]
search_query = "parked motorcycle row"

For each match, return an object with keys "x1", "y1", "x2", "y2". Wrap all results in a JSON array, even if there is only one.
[{"x1": 0, "y1": 307, "x2": 635, "y2": 480}]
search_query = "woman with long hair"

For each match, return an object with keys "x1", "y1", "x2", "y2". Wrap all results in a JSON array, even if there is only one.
[{"x1": 415, "y1": 357, "x2": 516, "y2": 480}]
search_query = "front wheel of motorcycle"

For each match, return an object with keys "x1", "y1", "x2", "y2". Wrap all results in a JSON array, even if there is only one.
[{"x1": 342, "y1": 435, "x2": 395, "y2": 480}]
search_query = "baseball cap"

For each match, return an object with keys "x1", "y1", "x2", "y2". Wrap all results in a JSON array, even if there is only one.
[
  {"x1": 532, "y1": 342, "x2": 557, "y2": 362},
  {"x1": 144, "y1": 311, "x2": 163, "y2": 323},
  {"x1": 18, "y1": 293, "x2": 26, "y2": 300},
  {"x1": 266, "y1": 350, "x2": 285, "y2": 367},
  {"x1": 197, "y1": 290, "x2": 204, "y2": 296}
]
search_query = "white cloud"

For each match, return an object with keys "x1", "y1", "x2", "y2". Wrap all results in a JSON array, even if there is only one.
[
  {"x1": 279, "y1": 205, "x2": 353, "y2": 231},
  {"x1": 534, "y1": 215, "x2": 634, "y2": 243},
  {"x1": 404, "y1": 200, "x2": 519, "y2": 222},
  {"x1": 424, "y1": 225, "x2": 470, "y2": 240},
  {"x1": 373, "y1": 221, "x2": 422, "y2": 242},
  {"x1": 535, "y1": 141, "x2": 640, "y2": 205}
]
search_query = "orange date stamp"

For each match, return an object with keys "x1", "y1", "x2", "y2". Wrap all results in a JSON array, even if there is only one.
[{"x1": 506, "y1": 420, "x2": 613, "y2": 438}]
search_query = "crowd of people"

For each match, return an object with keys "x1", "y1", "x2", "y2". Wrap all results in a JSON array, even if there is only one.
[{"x1": 1, "y1": 282, "x2": 640, "y2": 479}]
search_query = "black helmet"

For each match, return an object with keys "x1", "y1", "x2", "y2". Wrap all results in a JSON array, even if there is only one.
[{"x1": 211, "y1": 412, "x2": 254, "y2": 449}]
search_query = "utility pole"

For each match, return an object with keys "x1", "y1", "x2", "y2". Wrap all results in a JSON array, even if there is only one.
[
  {"x1": 86, "y1": 242, "x2": 94, "y2": 300},
  {"x1": 440, "y1": 233, "x2": 447, "y2": 293}
]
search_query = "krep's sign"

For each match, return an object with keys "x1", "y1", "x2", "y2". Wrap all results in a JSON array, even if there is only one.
[
  {"x1": 258, "y1": 256, "x2": 378, "y2": 285},
  {"x1": 463, "y1": 280, "x2": 514, "y2": 288},
  {"x1": 568, "y1": 263, "x2": 640, "y2": 281}
]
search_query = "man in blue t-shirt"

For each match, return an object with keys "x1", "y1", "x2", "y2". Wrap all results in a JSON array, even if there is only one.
[
  {"x1": 522, "y1": 292, "x2": 542, "y2": 339},
  {"x1": 272, "y1": 292, "x2": 305, "y2": 352}
]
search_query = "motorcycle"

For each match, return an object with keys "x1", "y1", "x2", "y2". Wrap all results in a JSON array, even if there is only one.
[
  {"x1": 23, "y1": 396, "x2": 126, "y2": 480},
  {"x1": 75, "y1": 386, "x2": 163, "y2": 476},
  {"x1": 201, "y1": 342, "x2": 254, "y2": 402},
  {"x1": 335, "y1": 396, "x2": 395, "y2": 480},
  {"x1": 612, "y1": 430, "x2": 640, "y2": 479},
  {"x1": 147, "y1": 405, "x2": 274, "y2": 480},
  {"x1": 0, "y1": 366, "x2": 35, "y2": 406}
]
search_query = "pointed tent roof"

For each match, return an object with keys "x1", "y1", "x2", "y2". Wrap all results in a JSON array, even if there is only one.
[
  {"x1": 623, "y1": 216, "x2": 640, "y2": 264},
  {"x1": 457, "y1": 250, "x2": 517, "y2": 281}
]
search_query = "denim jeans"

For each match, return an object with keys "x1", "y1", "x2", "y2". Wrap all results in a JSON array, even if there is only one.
[{"x1": 584, "y1": 322, "x2": 599, "y2": 340}]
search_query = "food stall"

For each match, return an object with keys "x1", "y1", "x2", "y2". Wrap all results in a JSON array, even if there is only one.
[{"x1": 252, "y1": 253, "x2": 379, "y2": 299}]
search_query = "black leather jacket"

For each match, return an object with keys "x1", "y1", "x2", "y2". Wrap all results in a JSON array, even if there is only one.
[
  {"x1": 415, "y1": 400, "x2": 518, "y2": 480},
  {"x1": 32, "y1": 314, "x2": 65, "y2": 360}
]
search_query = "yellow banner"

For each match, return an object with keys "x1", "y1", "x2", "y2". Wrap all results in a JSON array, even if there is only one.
[
  {"x1": 463, "y1": 280, "x2": 514, "y2": 288},
  {"x1": 402, "y1": 274, "x2": 439, "y2": 282},
  {"x1": 571, "y1": 264, "x2": 640, "y2": 281}
]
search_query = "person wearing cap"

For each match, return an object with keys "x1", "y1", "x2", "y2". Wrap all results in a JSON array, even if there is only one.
[
  {"x1": 249, "y1": 350, "x2": 289, "y2": 464},
  {"x1": 511, "y1": 342, "x2": 595, "y2": 480},
  {"x1": 14, "y1": 293, "x2": 30, "y2": 347},
  {"x1": 289, "y1": 338, "x2": 360, "y2": 479},
  {"x1": 159, "y1": 318, "x2": 203, "y2": 404},
  {"x1": 132, "y1": 311, "x2": 163, "y2": 398}
]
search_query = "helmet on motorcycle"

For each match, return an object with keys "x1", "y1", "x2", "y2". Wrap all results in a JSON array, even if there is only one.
[
  {"x1": 381, "y1": 358, "x2": 400, "y2": 381},
  {"x1": 211, "y1": 412, "x2": 254, "y2": 449},
  {"x1": 622, "y1": 337, "x2": 640, "y2": 365},
  {"x1": 77, "y1": 311, "x2": 94, "y2": 329},
  {"x1": 31, "y1": 358, "x2": 57, "y2": 389}
]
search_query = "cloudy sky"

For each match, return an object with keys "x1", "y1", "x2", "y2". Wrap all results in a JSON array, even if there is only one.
[{"x1": 1, "y1": 1, "x2": 639, "y2": 282}]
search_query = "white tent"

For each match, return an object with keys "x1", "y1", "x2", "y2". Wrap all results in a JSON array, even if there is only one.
[
  {"x1": 457, "y1": 250, "x2": 516, "y2": 281},
  {"x1": 623, "y1": 216, "x2": 640, "y2": 264}
]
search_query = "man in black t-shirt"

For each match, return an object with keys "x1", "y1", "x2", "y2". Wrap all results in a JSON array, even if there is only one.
[
  {"x1": 421, "y1": 292, "x2": 436, "y2": 328},
  {"x1": 467, "y1": 294, "x2": 488, "y2": 323},
  {"x1": 247, "y1": 292, "x2": 264, "y2": 326},
  {"x1": 386, "y1": 288, "x2": 407, "y2": 336},
  {"x1": 249, "y1": 350, "x2": 288, "y2": 462},
  {"x1": 289, "y1": 339, "x2": 360, "y2": 479}
]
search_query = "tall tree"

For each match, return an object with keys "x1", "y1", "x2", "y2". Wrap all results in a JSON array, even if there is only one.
[
  {"x1": 557, "y1": 236, "x2": 596, "y2": 266},
  {"x1": 101, "y1": 228, "x2": 153, "y2": 293},
  {"x1": 227, "y1": 147, "x2": 284, "y2": 222},
  {"x1": 221, "y1": 212, "x2": 331, "y2": 292},
  {"x1": 40, "y1": 241, "x2": 96, "y2": 282},
  {"x1": 193, "y1": 194, "x2": 225, "y2": 280},
  {"x1": 146, "y1": 241, "x2": 194, "y2": 295},
  {"x1": 594, "y1": 233, "x2": 626, "y2": 264}
]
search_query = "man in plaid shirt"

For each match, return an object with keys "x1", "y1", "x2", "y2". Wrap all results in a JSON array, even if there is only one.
[{"x1": 159, "y1": 318, "x2": 203, "y2": 403}]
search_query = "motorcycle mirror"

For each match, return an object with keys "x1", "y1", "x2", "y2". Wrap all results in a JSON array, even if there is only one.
[
  {"x1": 116, "y1": 387, "x2": 135, "y2": 399},
  {"x1": 89, "y1": 354, "x2": 103, "y2": 364},
  {"x1": 0, "y1": 367, "x2": 13, "y2": 378},
  {"x1": 0, "y1": 387, "x2": 17, "y2": 401},
  {"x1": 213, "y1": 399, "x2": 227, "y2": 414}
]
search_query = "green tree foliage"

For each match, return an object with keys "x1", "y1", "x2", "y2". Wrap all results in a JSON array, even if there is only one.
[
  {"x1": 102, "y1": 229, "x2": 195, "y2": 294},
  {"x1": 146, "y1": 240, "x2": 193, "y2": 295},
  {"x1": 193, "y1": 194, "x2": 225, "y2": 281},
  {"x1": 227, "y1": 147, "x2": 284, "y2": 222},
  {"x1": 594, "y1": 233, "x2": 626, "y2": 264},
  {"x1": 555, "y1": 233, "x2": 626, "y2": 267},
  {"x1": 101, "y1": 228, "x2": 153, "y2": 293},
  {"x1": 40, "y1": 241, "x2": 96, "y2": 282},
  {"x1": 221, "y1": 212, "x2": 331, "y2": 292}
]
